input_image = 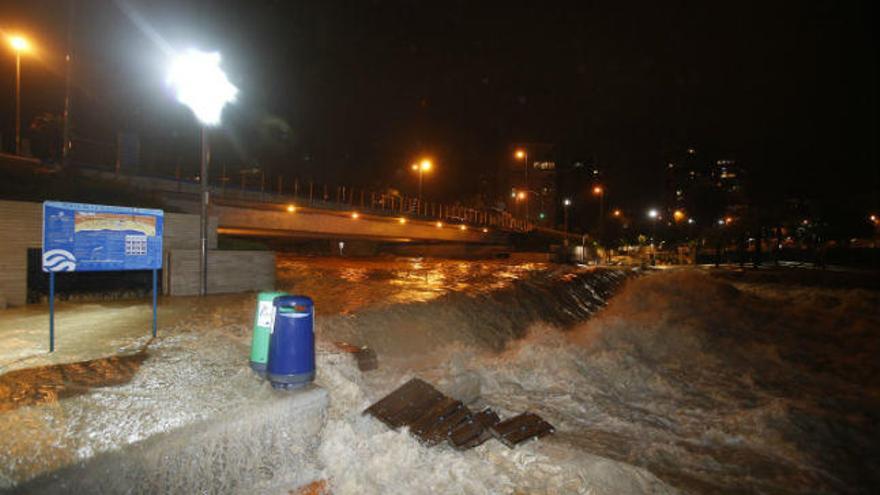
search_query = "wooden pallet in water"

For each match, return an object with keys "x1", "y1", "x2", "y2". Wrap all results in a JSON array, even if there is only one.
[
  {"x1": 489, "y1": 412, "x2": 556, "y2": 448},
  {"x1": 448, "y1": 408, "x2": 501, "y2": 450},
  {"x1": 364, "y1": 377, "x2": 554, "y2": 450}
]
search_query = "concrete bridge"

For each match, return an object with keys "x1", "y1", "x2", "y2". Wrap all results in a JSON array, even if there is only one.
[{"x1": 168, "y1": 196, "x2": 510, "y2": 245}]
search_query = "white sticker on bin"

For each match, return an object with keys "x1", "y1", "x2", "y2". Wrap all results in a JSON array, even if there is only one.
[{"x1": 257, "y1": 301, "x2": 274, "y2": 328}]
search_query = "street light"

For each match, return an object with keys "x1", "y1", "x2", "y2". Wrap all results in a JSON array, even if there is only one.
[
  {"x1": 8, "y1": 35, "x2": 30, "y2": 155},
  {"x1": 514, "y1": 149, "x2": 529, "y2": 221},
  {"x1": 673, "y1": 209, "x2": 686, "y2": 223},
  {"x1": 592, "y1": 185, "x2": 605, "y2": 242},
  {"x1": 168, "y1": 49, "x2": 238, "y2": 296},
  {"x1": 647, "y1": 208, "x2": 659, "y2": 265},
  {"x1": 411, "y1": 158, "x2": 432, "y2": 202},
  {"x1": 563, "y1": 198, "x2": 571, "y2": 234}
]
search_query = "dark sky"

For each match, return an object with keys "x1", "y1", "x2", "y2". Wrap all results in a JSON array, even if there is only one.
[{"x1": 1, "y1": 0, "x2": 877, "y2": 219}]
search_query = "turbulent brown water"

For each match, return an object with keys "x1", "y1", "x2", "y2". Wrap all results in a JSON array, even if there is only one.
[{"x1": 1, "y1": 256, "x2": 877, "y2": 494}]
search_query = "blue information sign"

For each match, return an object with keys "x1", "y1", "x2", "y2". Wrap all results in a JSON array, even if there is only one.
[
  {"x1": 41, "y1": 201, "x2": 165, "y2": 352},
  {"x1": 42, "y1": 201, "x2": 164, "y2": 272}
]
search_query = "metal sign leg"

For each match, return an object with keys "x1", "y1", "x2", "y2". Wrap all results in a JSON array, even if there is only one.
[
  {"x1": 49, "y1": 271, "x2": 55, "y2": 353},
  {"x1": 152, "y1": 269, "x2": 158, "y2": 337}
]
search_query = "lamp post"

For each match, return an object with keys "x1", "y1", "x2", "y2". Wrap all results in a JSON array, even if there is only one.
[
  {"x1": 563, "y1": 198, "x2": 571, "y2": 234},
  {"x1": 515, "y1": 149, "x2": 529, "y2": 221},
  {"x1": 411, "y1": 158, "x2": 432, "y2": 203},
  {"x1": 647, "y1": 208, "x2": 659, "y2": 265},
  {"x1": 592, "y1": 185, "x2": 605, "y2": 241},
  {"x1": 8, "y1": 35, "x2": 29, "y2": 155},
  {"x1": 168, "y1": 49, "x2": 238, "y2": 296}
]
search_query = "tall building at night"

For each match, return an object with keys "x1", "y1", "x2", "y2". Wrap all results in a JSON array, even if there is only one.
[
  {"x1": 712, "y1": 158, "x2": 749, "y2": 217},
  {"x1": 663, "y1": 146, "x2": 706, "y2": 215}
]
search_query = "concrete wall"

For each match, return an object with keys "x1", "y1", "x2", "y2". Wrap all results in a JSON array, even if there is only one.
[
  {"x1": 0, "y1": 200, "x2": 41, "y2": 307},
  {"x1": 0, "y1": 200, "x2": 219, "y2": 306},
  {"x1": 165, "y1": 249, "x2": 276, "y2": 296}
]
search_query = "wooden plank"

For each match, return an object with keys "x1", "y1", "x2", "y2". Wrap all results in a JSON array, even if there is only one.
[
  {"x1": 448, "y1": 408, "x2": 501, "y2": 450},
  {"x1": 410, "y1": 398, "x2": 472, "y2": 446},
  {"x1": 363, "y1": 378, "x2": 446, "y2": 430},
  {"x1": 489, "y1": 412, "x2": 555, "y2": 448}
]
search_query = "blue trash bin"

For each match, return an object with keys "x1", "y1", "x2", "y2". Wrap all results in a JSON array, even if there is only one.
[{"x1": 267, "y1": 295, "x2": 315, "y2": 389}]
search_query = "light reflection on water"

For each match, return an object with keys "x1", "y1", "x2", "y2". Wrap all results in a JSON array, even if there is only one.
[{"x1": 275, "y1": 255, "x2": 548, "y2": 314}]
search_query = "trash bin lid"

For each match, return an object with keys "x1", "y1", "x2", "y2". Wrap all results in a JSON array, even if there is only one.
[{"x1": 273, "y1": 295, "x2": 313, "y2": 311}]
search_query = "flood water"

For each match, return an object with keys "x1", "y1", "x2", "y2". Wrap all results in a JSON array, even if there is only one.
[{"x1": 1, "y1": 256, "x2": 877, "y2": 493}]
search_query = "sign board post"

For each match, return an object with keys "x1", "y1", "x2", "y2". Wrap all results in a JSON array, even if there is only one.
[{"x1": 42, "y1": 201, "x2": 164, "y2": 352}]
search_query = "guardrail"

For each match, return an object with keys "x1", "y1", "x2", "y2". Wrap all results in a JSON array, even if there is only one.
[{"x1": 76, "y1": 165, "x2": 533, "y2": 232}]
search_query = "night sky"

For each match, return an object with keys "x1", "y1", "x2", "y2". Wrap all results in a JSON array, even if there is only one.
[{"x1": 1, "y1": 0, "x2": 876, "y2": 224}]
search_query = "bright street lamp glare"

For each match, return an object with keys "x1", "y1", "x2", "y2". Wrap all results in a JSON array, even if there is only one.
[
  {"x1": 420, "y1": 159, "x2": 432, "y2": 171},
  {"x1": 563, "y1": 198, "x2": 571, "y2": 206},
  {"x1": 648, "y1": 208, "x2": 658, "y2": 219},
  {"x1": 168, "y1": 49, "x2": 238, "y2": 126},
  {"x1": 9, "y1": 36, "x2": 29, "y2": 52}
]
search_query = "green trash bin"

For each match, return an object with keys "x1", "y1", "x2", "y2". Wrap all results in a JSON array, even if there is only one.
[{"x1": 250, "y1": 291, "x2": 288, "y2": 376}]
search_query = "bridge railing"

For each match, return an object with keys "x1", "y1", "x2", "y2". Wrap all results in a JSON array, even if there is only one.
[{"x1": 74, "y1": 164, "x2": 532, "y2": 232}]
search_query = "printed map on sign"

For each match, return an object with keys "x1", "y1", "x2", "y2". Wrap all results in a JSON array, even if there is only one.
[{"x1": 42, "y1": 201, "x2": 164, "y2": 272}]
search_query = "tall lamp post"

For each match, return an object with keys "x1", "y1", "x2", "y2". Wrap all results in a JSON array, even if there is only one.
[
  {"x1": 647, "y1": 208, "x2": 659, "y2": 265},
  {"x1": 168, "y1": 49, "x2": 238, "y2": 296},
  {"x1": 8, "y1": 35, "x2": 29, "y2": 155},
  {"x1": 411, "y1": 158, "x2": 432, "y2": 203},
  {"x1": 515, "y1": 149, "x2": 529, "y2": 221},
  {"x1": 592, "y1": 185, "x2": 605, "y2": 241},
  {"x1": 563, "y1": 198, "x2": 571, "y2": 234}
]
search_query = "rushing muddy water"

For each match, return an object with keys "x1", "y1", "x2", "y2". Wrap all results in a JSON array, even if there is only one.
[{"x1": 1, "y1": 257, "x2": 877, "y2": 493}]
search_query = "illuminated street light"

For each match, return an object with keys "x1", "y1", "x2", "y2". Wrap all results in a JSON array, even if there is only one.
[
  {"x1": 459, "y1": 224, "x2": 467, "y2": 231},
  {"x1": 481, "y1": 228, "x2": 489, "y2": 233},
  {"x1": 563, "y1": 198, "x2": 572, "y2": 206},
  {"x1": 673, "y1": 210, "x2": 685, "y2": 222},
  {"x1": 168, "y1": 48, "x2": 238, "y2": 296},
  {"x1": 398, "y1": 217, "x2": 407, "y2": 224},
  {"x1": 436, "y1": 221, "x2": 443, "y2": 228},
  {"x1": 9, "y1": 36, "x2": 28, "y2": 52},
  {"x1": 517, "y1": 191, "x2": 526, "y2": 200},
  {"x1": 592, "y1": 185, "x2": 606, "y2": 243},
  {"x1": 8, "y1": 35, "x2": 30, "y2": 155},
  {"x1": 351, "y1": 212, "x2": 360, "y2": 219},
  {"x1": 648, "y1": 208, "x2": 658, "y2": 219},
  {"x1": 514, "y1": 149, "x2": 530, "y2": 221},
  {"x1": 286, "y1": 204, "x2": 296, "y2": 213},
  {"x1": 612, "y1": 209, "x2": 622, "y2": 217},
  {"x1": 412, "y1": 158, "x2": 433, "y2": 202}
]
